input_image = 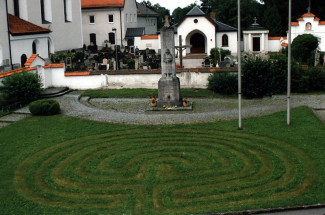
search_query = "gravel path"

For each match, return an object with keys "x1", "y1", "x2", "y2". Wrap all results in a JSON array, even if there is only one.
[{"x1": 53, "y1": 93, "x2": 325, "y2": 125}]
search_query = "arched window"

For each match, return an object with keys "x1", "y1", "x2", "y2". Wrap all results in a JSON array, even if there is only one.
[
  {"x1": 109, "y1": 32, "x2": 115, "y2": 44},
  {"x1": 21, "y1": 54, "x2": 27, "y2": 67},
  {"x1": 222, "y1": 34, "x2": 229, "y2": 47},
  {"x1": 32, "y1": 42, "x2": 37, "y2": 54},
  {"x1": 90, "y1": 33, "x2": 97, "y2": 45},
  {"x1": 306, "y1": 22, "x2": 312, "y2": 30}
]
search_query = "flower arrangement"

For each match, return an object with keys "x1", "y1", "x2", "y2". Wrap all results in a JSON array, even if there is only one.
[
  {"x1": 183, "y1": 98, "x2": 190, "y2": 107},
  {"x1": 150, "y1": 95, "x2": 157, "y2": 107}
]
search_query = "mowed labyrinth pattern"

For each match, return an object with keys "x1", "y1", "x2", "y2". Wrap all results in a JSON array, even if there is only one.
[{"x1": 14, "y1": 129, "x2": 315, "y2": 214}]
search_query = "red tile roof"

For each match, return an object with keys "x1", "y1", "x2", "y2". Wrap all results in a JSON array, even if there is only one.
[
  {"x1": 291, "y1": 22, "x2": 299, "y2": 26},
  {"x1": 65, "y1": 72, "x2": 90, "y2": 76},
  {"x1": 319, "y1": 21, "x2": 325, "y2": 25},
  {"x1": 81, "y1": 0, "x2": 124, "y2": 9},
  {"x1": 302, "y1": 13, "x2": 315, "y2": 17},
  {"x1": 268, "y1": 36, "x2": 287, "y2": 40},
  {"x1": 0, "y1": 67, "x2": 36, "y2": 78},
  {"x1": 43, "y1": 63, "x2": 65, "y2": 68},
  {"x1": 141, "y1": 35, "x2": 159, "y2": 40},
  {"x1": 281, "y1": 42, "x2": 288, "y2": 47},
  {"x1": 297, "y1": 18, "x2": 304, "y2": 21},
  {"x1": 314, "y1": 17, "x2": 320, "y2": 21},
  {"x1": 8, "y1": 14, "x2": 51, "y2": 36}
]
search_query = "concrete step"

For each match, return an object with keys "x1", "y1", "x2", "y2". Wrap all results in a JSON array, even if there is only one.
[{"x1": 40, "y1": 87, "x2": 73, "y2": 98}]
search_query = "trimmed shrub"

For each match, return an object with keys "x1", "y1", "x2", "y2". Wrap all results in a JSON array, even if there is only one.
[
  {"x1": 308, "y1": 67, "x2": 325, "y2": 92},
  {"x1": 29, "y1": 99, "x2": 61, "y2": 116},
  {"x1": 208, "y1": 72, "x2": 238, "y2": 95},
  {"x1": 268, "y1": 54, "x2": 287, "y2": 95},
  {"x1": 291, "y1": 34, "x2": 319, "y2": 65},
  {"x1": 1, "y1": 71, "x2": 42, "y2": 104},
  {"x1": 242, "y1": 57, "x2": 271, "y2": 98}
]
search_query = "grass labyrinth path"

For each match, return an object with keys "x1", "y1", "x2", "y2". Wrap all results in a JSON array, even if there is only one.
[{"x1": 13, "y1": 128, "x2": 315, "y2": 214}]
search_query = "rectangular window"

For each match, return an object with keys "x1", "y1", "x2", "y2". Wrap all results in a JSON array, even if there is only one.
[
  {"x1": 108, "y1": 14, "x2": 114, "y2": 23},
  {"x1": 41, "y1": 0, "x2": 52, "y2": 24},
  {"x1": 64, "y1": 0, "x2": 72, "y2": 22},
  {"x1": 89, "y1": 15, "x2": 95, "y2": 24},
  {"x1": 14, "y1": 0, "x2": 20, "y2": 17}
]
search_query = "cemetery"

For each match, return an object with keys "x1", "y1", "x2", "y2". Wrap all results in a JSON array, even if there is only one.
[{"x1": 1, "y1": 0, "x2": 325, "y2": 215}]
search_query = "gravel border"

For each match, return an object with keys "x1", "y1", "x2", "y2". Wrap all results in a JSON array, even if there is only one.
[{"x1": 53, "y1": 93, "x2": 325, "y2": 125}]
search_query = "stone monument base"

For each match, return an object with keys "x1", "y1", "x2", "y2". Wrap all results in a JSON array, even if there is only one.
[{"x1": 157, "y1": 77, "x2": 183, "y2": 107}]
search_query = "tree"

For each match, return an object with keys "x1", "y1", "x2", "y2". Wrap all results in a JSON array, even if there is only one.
[
  {"x1": 139, "y1": 1, "x2": 168, "y2": 29},
  {"x1": 291, "y1": 34, "x2": 319, "y2": 64},
  {"x1": 260, "y1": 5, "x2": 283, "y2": 36},
  {"x1": 172, "y1": 4, "x2": 197, "y2": 24}
]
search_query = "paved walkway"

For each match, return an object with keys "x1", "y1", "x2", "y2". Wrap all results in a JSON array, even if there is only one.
[{"x1": 55, "y1": 93, "x2": 325, "y2": 125}]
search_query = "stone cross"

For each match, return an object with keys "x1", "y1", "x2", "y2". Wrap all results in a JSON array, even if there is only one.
[
  {"x1": 175, "y1": 35, "x2": 192, "y2": 68},
  {"x1": 253, "y1": 17, "x2": 257, "y2": 24}
]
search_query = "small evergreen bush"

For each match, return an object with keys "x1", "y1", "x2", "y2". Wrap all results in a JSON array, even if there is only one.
[
  {"x1": 1, "y1": 72, "x2": 42, "y2": 104},
  {"x1": 29, "y1": 99, "x2": 61, "y2": 116},
  {"x1": 242, "y1": 57, "x2": 271, "y2": 98},
  {"x1": 207, "y1": 72, "x2": 238, "y2": 95}
]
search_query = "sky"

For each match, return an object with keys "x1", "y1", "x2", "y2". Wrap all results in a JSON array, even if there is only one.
[{"x1": 143, "y1": 0, "x2": 199, "y2": 13}]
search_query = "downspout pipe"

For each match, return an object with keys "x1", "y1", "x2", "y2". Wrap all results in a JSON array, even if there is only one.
[
  {"x1": 119, "y1": 8, "x2": 123, "y2": 47},
  {"x1": 5, "y1": 0, "x2": 13, "y2": 69}
]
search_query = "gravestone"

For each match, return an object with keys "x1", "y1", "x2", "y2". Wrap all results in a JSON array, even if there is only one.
[{"x1": 157, "y1": 11, "x2": 182, "y2": 107}]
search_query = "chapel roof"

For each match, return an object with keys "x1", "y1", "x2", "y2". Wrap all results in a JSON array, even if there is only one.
[
  {"x1": 186, "y1": 6, "x2": 205, "y2": 16},
  {"x1": 136, "y1": 2, "x2": 158, "y2": 17},
  {"x1": 8, "y1": 14, "x2": 51, "y2": 36},
  {"x1": 81, "y1": 0, "x2": 124, "y2": 9},
  {"x1": 212, "y1": 19, "x2": 237, "y2": 32}
]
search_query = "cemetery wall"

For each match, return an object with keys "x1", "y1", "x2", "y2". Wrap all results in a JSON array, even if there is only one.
[
  {"x1": 45, "y1": 68, "x2": 229, "y2": 89},
  {"x1": 268, "y1": 39, "x2": 283, "y2": 52},
  {"x1": 134, "y1": 36, "x2": 160, "y2": 53}
]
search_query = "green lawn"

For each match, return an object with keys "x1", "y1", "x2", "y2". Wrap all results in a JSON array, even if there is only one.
[
  {"x1": 82, "y1": 88, "x2": 220, "y2": 98},
  {"x1": 0, "y1": 107, "x2": 324, "y2": 215}
]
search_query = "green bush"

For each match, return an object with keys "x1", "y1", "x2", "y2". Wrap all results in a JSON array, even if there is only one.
[
  {"x1": 210, "y1": 48, "x2": 220, "y2": 66},
  {"x1": 292, "y1": 34, "x2": 319, "y2": 65},
  {"x1": 207, "y1": 72, "x2": 238, "y2": 95},
  {"x1": 29, "y1": 99, "x2": 60, "y2": 116},
  {"x1": 242, "y1": 57, "x2": 271, "y2": 98},
  {"x1": 0, "y1": 71, "x2": 42, "y2": 104},
  {"x1": 307, "y1": 67, "x2": 325, "y2": 92},
  {"x1": 127, "y1": 58, "x2": 135, "y2": 69},
  {"x1": 268, "y1": 54, "x2": 287, "y2": 95}
]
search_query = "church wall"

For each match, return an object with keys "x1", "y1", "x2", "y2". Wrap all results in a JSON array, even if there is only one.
[
  {"x1": 0, "y1": 0, "x2": 10, "y2": 66},
  {"x1": 290, "y1": 16, "x2": 325, "y2": 52},
  {"x1": 10, "y1": 34, "x2": 50, "y2": 66},
  {"x1": 7, "y1": 0, "x2": 83, "y2": 52}
]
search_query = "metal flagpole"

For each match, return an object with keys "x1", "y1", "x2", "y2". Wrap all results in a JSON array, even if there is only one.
[
  {"x1": 287, "y1": 0, "x2": 292, "y2": 125},
  {"x1": 238, "y1": 0, "x2": 242, "y2": 129}
]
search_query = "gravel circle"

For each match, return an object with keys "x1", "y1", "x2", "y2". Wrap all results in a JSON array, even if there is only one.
[{"x1": 53, "y1": 93, "x2": 325, "y2": 125}]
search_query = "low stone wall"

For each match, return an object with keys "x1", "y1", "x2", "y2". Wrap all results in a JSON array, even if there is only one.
[
  {"x1": 58, "y1": 68, "x2": 237, "y2": 90},
  {"x1": 0, "y1": 67, "x2": 238, "y2": 90}
]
